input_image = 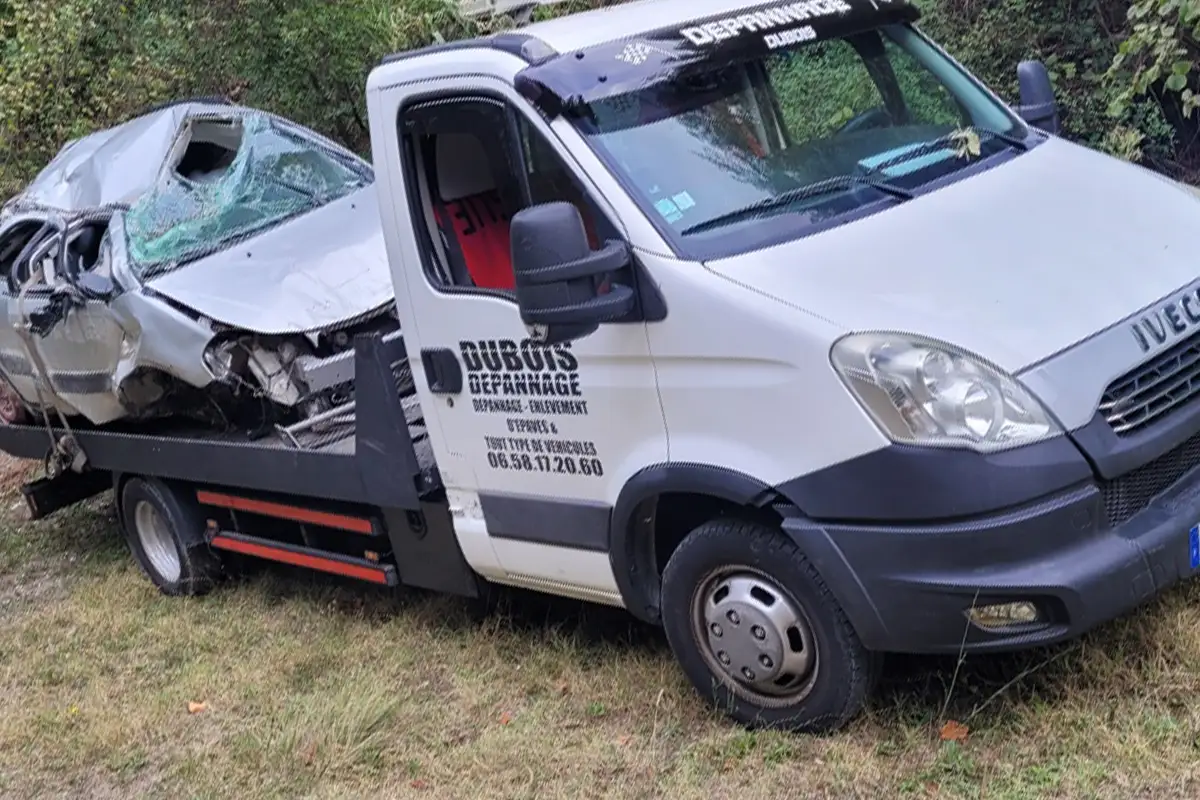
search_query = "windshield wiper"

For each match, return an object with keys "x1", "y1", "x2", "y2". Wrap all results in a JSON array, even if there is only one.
[
  {"x1": 989, "y1": 127, "x2": 1032, "y2": 150},
  {"x1": 679, "y1": 174, "x2": 913, "y2": 237},
  {"x1": 863, "y1": 127, "x2": 1028, "y2": 178}
]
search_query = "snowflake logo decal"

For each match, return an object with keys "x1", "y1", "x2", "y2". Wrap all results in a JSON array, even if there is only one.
[{"x1": 615, "y1": 41, "x2": 669, "y2": 65}]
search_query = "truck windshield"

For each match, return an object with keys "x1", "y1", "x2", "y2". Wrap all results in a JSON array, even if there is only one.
[{"x1": 568, "y1": 24, "x2": 1031, "y2": 257}]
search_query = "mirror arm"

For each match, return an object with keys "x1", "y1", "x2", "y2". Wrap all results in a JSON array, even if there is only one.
[
  {"x1": 519, "y1": 284, "x2": 636, "y2": 326},
  {"x1": 515, "y1": 239, "x2": 629, "y2": 286},
  {"x1": 1017, "y1": 101, "x2": 1056, "y2": 119}
]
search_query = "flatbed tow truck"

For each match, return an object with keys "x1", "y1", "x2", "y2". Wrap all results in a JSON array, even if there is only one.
[{"x1": 7, "y1": 0, "x2": 1200, "y2": 734}]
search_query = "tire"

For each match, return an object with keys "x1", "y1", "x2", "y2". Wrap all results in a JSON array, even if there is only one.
[
  {"x1": 0, "y1": 381, "x2": 28, "y2": 425},
  {"x1": 660, "y1": 518, "x2": 880, "y2": 734},
  {"x1": 119, "y1": 477, "x2": 224, "y2": 596}
]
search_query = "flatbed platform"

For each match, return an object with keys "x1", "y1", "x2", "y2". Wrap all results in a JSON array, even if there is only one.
[{"x1": 0, "y1": 332, "x2": 438, "y2": 510}]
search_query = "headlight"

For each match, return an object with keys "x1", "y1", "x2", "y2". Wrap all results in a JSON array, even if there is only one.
[{"x1": 830, "y1": 333, "x2": 1061, "y2": 452}]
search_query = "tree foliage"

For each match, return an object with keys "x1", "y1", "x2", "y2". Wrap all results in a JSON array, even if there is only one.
[{"x1": 1, "y1": 0, "x2": 1198, "y2": 199}]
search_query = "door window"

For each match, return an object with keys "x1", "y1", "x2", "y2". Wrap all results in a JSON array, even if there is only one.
[{"x1": 400, "y1": 95, "x2": 616, "y2": 294}]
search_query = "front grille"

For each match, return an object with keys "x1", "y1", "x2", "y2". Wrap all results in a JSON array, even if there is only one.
[
  {"x1": 1100, "y1": 332, "x2": 1200, "y2": 436},
  {"x1": 1100, "y1": 429, "x2": 1200, "y2": 526}
]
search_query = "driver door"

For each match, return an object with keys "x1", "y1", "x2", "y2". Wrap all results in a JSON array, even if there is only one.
[
  {"x1": 7, "y1": 218, "x2": 128, "y2": 423},
  {"x1": 380, "y1": 79, "x2": 668, "y2": 601}
]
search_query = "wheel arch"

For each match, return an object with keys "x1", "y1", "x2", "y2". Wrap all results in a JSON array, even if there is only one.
[{"x1": 609, "y1": 462, "x2": 798, "y2": 625}]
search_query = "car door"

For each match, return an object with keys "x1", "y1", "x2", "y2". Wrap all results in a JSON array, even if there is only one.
[
  {"x1": 377, "y1": 78, "x2": 668, "y2": 603},
  {"x1": 7, "y1": 218, "x2": 128, "y2": 423}
]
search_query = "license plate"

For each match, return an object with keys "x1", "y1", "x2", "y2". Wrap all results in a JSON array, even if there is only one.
[{"x1": 1190, "y1": 525, "x2": 1200, "y2": 570}]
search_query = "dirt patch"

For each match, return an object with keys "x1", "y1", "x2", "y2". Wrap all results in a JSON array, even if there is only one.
[
  {"x1": 0, "y1": 451, "x2": 32, "y2": 496},
  {"x1": 0, "y1": 568, "x2": 67, "y2": 612}
]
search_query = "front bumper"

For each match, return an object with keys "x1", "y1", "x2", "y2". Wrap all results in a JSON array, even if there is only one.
[{"x1": 783, "y1": 465, "x2": 1200, "y2": 654}]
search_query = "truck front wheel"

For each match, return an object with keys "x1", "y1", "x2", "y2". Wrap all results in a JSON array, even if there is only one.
[{"x1": 660, "y1": 518, "x2": 879, "y2": 733}]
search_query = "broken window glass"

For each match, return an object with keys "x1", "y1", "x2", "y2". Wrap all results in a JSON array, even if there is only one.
[{"x1": 124, "y1": 113, "x2": 370, "y2": 277}]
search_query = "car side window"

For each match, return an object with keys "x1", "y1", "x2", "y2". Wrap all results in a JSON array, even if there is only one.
[
  {"x1": 515, "y1": 116, "x2": 617, "y2": 248},
  {"x1": 0, "y1": 221, "x2": 51, "y2": 294},
  {"x1": 880, "y1": 36, "x2": 968, "y2": 128},
  {"x1": 10, "y1": 229, "x2": 61, "y2": 294},
  {"x1": 401, "y1": 95, "x2": 616, "y2": 294}
]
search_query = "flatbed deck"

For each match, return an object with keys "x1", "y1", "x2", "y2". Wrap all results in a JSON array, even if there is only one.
[{"x1": 0, "y1": 332, "x2": 437, "y2": 509}]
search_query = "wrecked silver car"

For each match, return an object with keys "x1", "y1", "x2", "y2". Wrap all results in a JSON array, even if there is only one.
[{"x1": 0, "y1": 100, "x2": 399, "y2": 435}]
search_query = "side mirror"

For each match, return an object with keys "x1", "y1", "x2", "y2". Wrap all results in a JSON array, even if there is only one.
[
  {"x1": 74, "y1": 271, "x2": 115, "y2": 300},
  {"x1": 1016, "y1": 60, "x2": 1060, "y2": 135},
  {"x1": 510, "y1": 201, "x2": 636, "y2": 345}
]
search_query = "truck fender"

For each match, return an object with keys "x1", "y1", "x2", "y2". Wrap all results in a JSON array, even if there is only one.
[
  {"x1": 609, "y1": 462, "x2": 888, "y2": 648},
  {"x1": 608, "y1": 462, "x2": 783, "y2": 624}
]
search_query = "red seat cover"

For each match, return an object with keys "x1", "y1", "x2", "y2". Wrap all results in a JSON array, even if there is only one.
[{"x1": 433, "y1": 189, "x2": 514, "y2": 290}]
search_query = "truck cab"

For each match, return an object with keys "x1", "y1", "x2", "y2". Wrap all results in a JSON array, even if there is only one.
[{"x1": 364, "y1": 0, "x2": 1200, "y2": 731}]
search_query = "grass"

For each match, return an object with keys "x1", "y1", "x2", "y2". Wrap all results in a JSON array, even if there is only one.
[{"x1": 3, "y1": 458, "x2": 1200, "y2": 798}]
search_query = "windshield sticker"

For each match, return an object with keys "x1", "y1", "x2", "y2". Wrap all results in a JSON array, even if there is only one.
[
  {"x1": 671, "y1": 191, "x2": 696, "y2": 211},
  {"x1": 654, "y1": 197, "x2": 685, "y2": 223}
]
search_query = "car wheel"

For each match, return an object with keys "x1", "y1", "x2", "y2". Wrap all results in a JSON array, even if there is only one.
[
  {"x1": 120, "y1": 477, "x2": 224, "y2": 596},
  {"x1": 660, "y1": 518, "x2": 880, "y2": 733}
]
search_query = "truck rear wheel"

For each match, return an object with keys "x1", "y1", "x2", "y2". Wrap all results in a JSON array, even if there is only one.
[
  {"x1": 660, "y1": 518, "x2": 879, "y2": 733},
  {"x1": 120, "y1": 477, "x2": 224, "y2": 596}
]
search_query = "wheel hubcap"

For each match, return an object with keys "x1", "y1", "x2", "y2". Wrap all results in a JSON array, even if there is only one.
[
  {"x1": 134, "y1": 500, "x2": 181, "y2": 583},
  {"x1": 693, "y1": 568, "x2": 818, "y2": 704}
]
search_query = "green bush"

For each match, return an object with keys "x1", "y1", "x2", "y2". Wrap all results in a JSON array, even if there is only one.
[{"x1": 2, "y1": 0, "x2": 1198, "y2": 199}]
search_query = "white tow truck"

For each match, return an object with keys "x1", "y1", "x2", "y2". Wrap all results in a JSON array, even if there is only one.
[{"x1": 6, "y1": 0, "x2": 1200, "y2": 733}]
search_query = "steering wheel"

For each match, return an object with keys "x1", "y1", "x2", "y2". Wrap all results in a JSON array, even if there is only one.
[{"x1": 835, "y1": 106, "x2": 892, "y2": 137}]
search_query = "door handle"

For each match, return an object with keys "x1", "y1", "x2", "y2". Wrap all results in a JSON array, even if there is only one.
[{"x1": 420, "y1": 347, "x2": 463, "y2": 394}]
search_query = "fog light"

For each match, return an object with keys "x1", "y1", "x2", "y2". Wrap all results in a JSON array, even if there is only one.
[{"x1": 967, "y1": 601, "x2": 1040, "y2": 629}]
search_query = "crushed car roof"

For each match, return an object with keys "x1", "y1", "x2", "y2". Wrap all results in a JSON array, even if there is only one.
[
  {"x1": 5, "y1": 100, "x2": 371, "y2": 214},
  {"x1": 2, "y1": 100, "x2": 391, "y2": 335},
  {"x1": 9, "y1": 101, "x2": 239, "y2": 212}
]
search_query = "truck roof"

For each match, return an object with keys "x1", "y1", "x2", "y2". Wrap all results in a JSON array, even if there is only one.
[
  {"x1": 377, "y1": 0, "x2": 916, "y2": 74},
  {"x1": 516, "y1": 0, "x2": 793, "y2": 53}
]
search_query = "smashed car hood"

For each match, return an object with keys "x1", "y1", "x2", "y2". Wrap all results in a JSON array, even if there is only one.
[
  {"x1": 11, "y1": 102, "x2": 236, "y2": 212},
  {"x1": 146, "y1": 186, "x2": 393, "y2": 334},
  {"x1": 702, "y1": 136, "x2": 1200, "y2": 373}
]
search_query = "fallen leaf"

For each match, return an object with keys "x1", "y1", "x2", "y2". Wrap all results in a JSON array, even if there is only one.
[
  {"x1": 499, "y1": 711, "x2": 513, "y2": 726},
  {"x1": 939, "y1": 720, "x2": 969, "y2": 742},
  {"x1": 410, "y1": 779, "x2": 429, "y2": 790},
  {"x1": 187, "y1": 701, "x2": 208, "y2": 715}
]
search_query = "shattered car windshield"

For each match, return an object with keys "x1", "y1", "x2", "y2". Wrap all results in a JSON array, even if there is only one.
[
  {"x1": 566, "y1": 23, "x2": 1029, "y2": 257},
  {"x1": 125, "y1": 113, "x2": 370, "y2": 277}
]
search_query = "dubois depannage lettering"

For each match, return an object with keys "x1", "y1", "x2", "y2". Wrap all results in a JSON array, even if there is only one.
[{"x1": 461, "y1": 339, "x2": 604, "y2": 478}]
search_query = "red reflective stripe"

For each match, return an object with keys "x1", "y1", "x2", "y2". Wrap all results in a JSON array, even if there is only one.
[
  {"x1": 196, "y1": 490, "x2": 373, "y2": 534},
  {"x1": 209, "y1": 535, "x2": 390, "y2": 585}
]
